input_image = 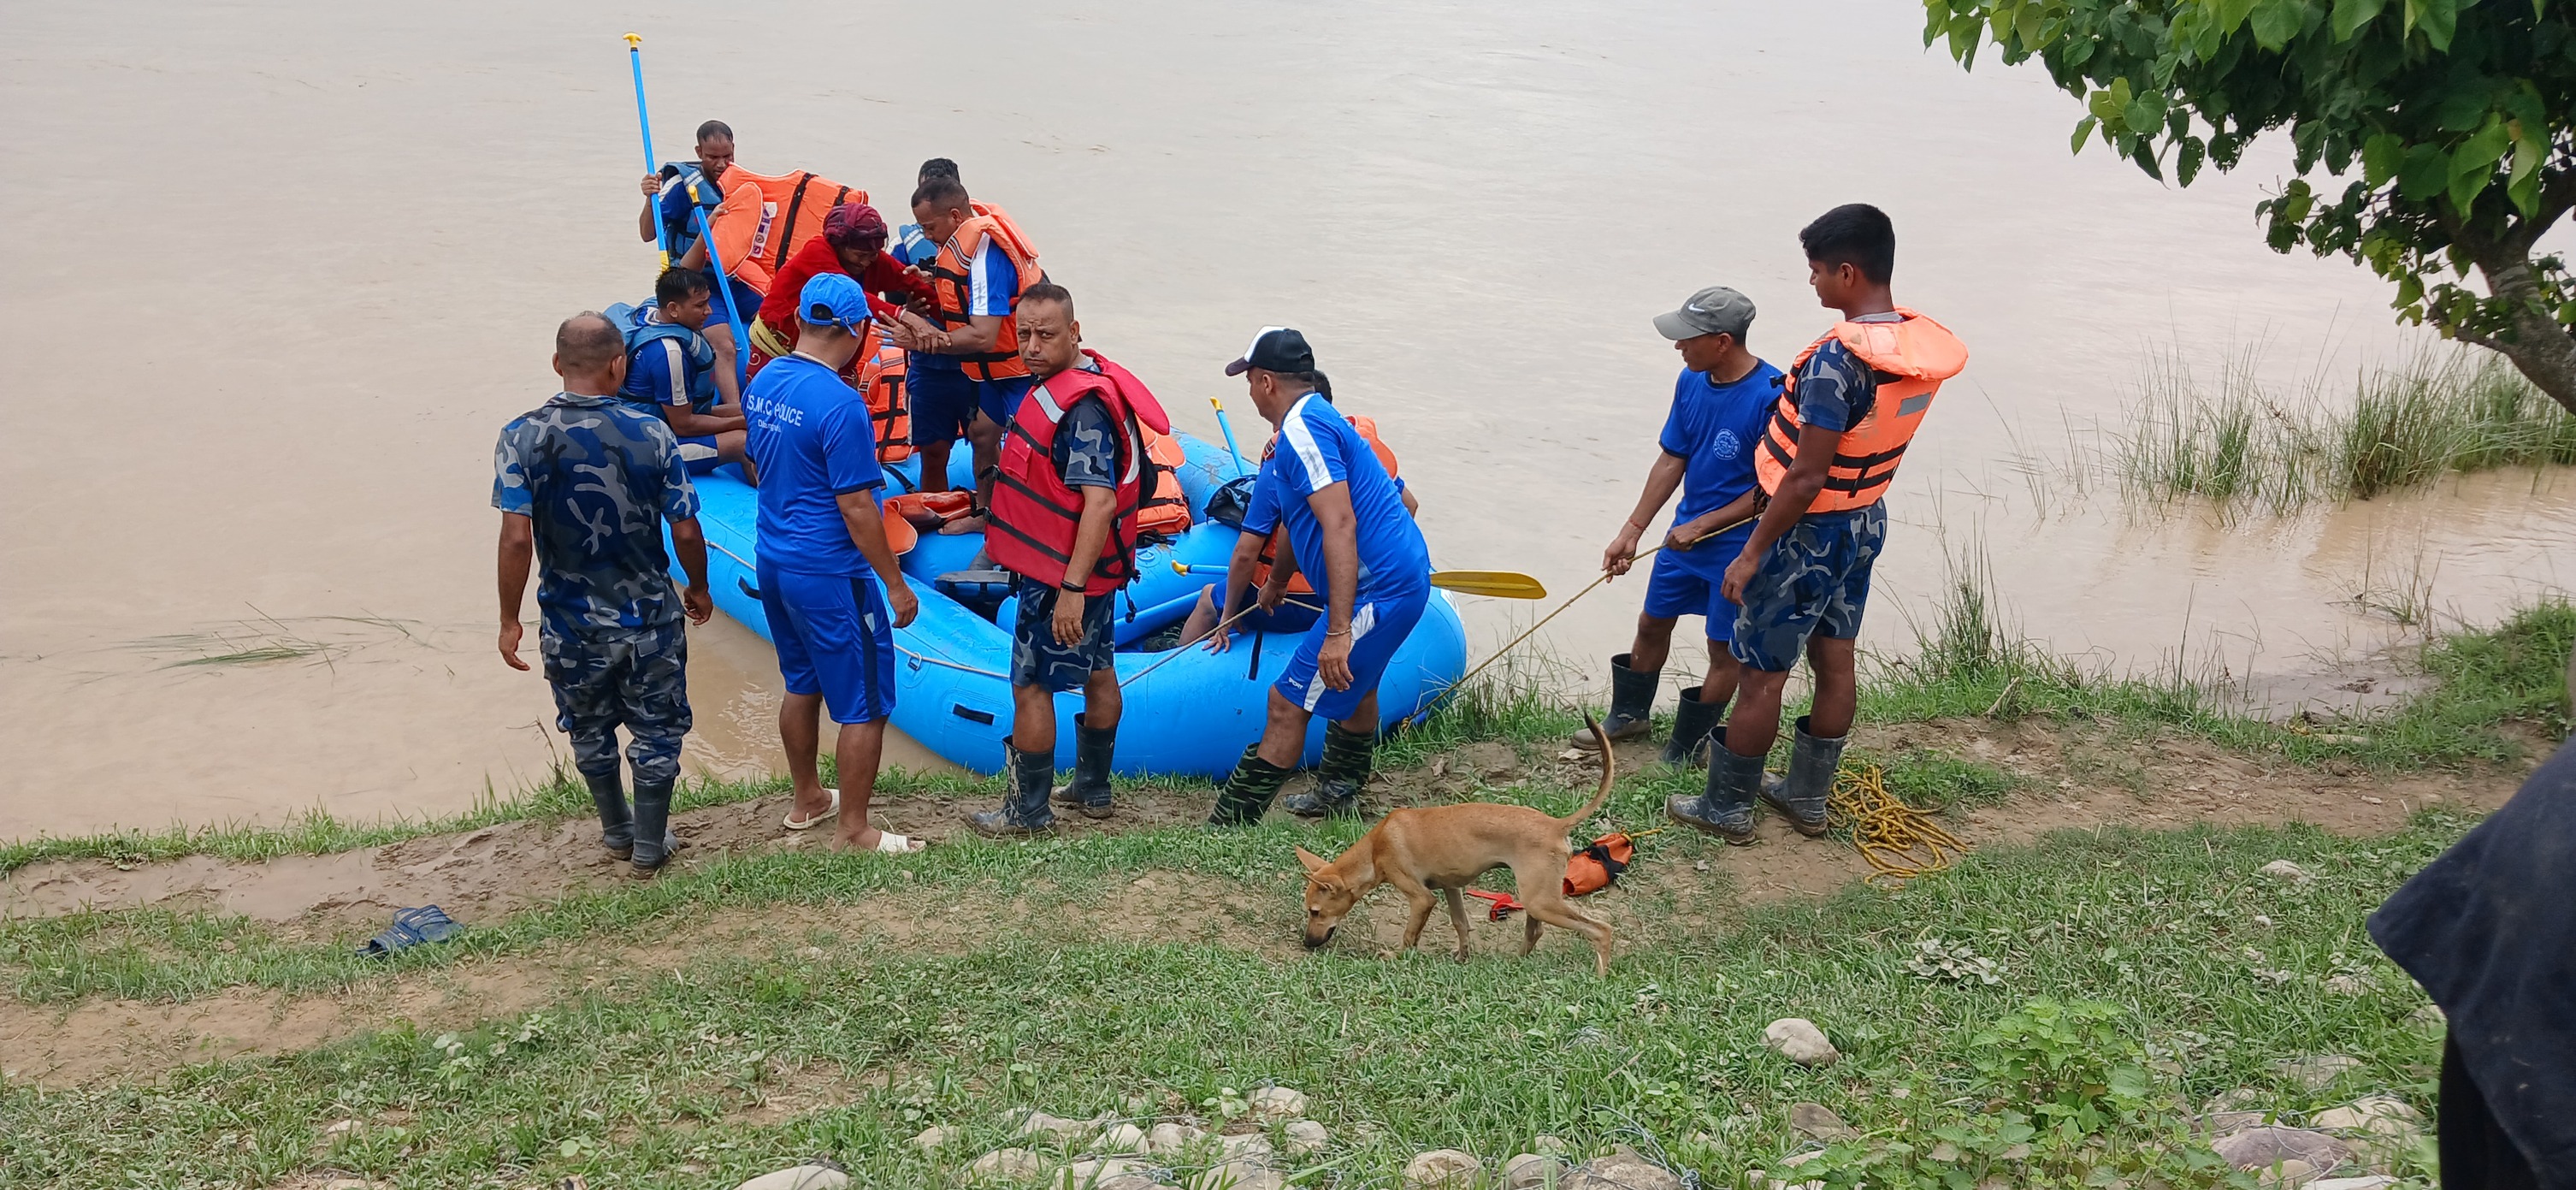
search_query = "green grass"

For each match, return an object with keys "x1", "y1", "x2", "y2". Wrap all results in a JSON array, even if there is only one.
[
  {"x1": 2108, "y1": 347, "x2": 2576, "y2": 512},
  {"x1": 0, "y1": 815, "x2": 2464, "y2": 1189}
]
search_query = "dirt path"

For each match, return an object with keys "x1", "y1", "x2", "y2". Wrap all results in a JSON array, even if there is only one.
[{"x1": 0, "y1": 721, "x2": 2529, "y2": 1088}]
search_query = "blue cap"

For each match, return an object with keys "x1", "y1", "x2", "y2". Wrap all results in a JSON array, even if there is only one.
[{"x1": 799, "y1": 273, "x2": 870, "y2": 333}]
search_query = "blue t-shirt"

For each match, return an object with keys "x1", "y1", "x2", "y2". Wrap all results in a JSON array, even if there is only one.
[
  {"x1": 1657, "y1": 359, "x2": 1784, "y2": 576},
  {"x1": 492, "y1": 393, "x2": 700, "y2": 638},
  {"x1": 1242, "y1": 394, "x2": 1431, "y2": 600},
  {"x1": 891, "y1": 222, "x2": 934, "y2": 268},
  {"x1": 744, "y1": 354, "x2": 887, "y2": 576},
  {"x1": 966, "y1": 236, "x2": 1019, "y2": 317}
]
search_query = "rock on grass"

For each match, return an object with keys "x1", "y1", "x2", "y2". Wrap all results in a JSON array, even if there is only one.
[
  {"x1": 1501, "y1": 1153, "x2": 1567, "y2": 1190},
  {"x1": 1763, "y1": 1018, "x2": 1840, "y2": 1067},
  {"x1": 1789, "y1": 1102, "x2": 1858, "y2": 1142},
  {"x1": 1245, "y1": 1086, "x2": 1309, "y2": 1121},
  {"x1": 970, "y1": 1149, "x2": 1048, "y2": 1184},
  {"x1": 913, "y1": 1126, "x2": 959, "y2": 1152},
  {"x1": 1145, "y1": 1122, "x2": 1204, "y2": 1155},
  {"x1": 2211, "y1": 1126, "x2": 2350, "y2": 1171},
  {"x1": 2273, "y1": 1054, "x2": 2363, "y2": 1091},
  {"x1": 1567, "y1": 1149, "x2": 1681, "y2": 1190},
  {"x1": 1404, "y1": 1149, "x2": 1482, "y2": 1190},
  {"x1": 734, "y1": 1164, "x2": 849, "y2": 1190},
  {"x1": 1188, "y1": 1161, "x2": 1285, "y2": 1190},
  {"x1": 1283, "y1": 1121, "x2": 1329, "y2": 1157}
]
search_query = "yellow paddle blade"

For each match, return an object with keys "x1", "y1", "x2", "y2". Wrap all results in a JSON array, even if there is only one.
[{"x1": 1429, "y1": 571, "x2": 1547, "y2": 600}]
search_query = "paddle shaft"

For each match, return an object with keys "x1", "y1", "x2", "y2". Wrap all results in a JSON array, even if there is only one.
[
  {"x1": 688, "y1": 192, "x2": 753, "y2": 374},
  {"x1": 1168, "y1": 561, "x2": 1540, "y2": 599},
  {"x1": 1208, "y1": 395, "x2": 1248, "y2": 473},
  {"x1": 623, "y1": 35, "x2": 671, "y2": 269},
  {"x1": 1446, "y1": 513, "x2": 1754, "y2": 694}
]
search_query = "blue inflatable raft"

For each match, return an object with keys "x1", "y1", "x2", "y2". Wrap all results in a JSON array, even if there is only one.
[{"x1": 675, "y1": 434, "x2": 1468, "y2": 777}]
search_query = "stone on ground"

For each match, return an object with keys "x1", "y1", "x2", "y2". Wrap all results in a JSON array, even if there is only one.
[
  {"x1": 1500, "y1": 1153, "x2": 1566, "y2": 1190},
  {"x1": 733, "y1": 1164, "x2": 850, "y2": 1190},
  {"x1": 1762, "y1": 1018, "x2": 1840, "y2": 1067},
  {"x1": 2212, "y1": 1126, "x2": 2351, "y2": 1171},
  {"x1": 2255, "y1": 1160, "x2": 2314, "y2": 1187},
  {"x1": 1245, "y1": 1086, "x2": 1309, "y2": 1122},
  {"x1": 2320, "y1": 974, "x2": 2370, "y2": 996},
  {"x1": 1404, "y1": 1148, "x2": 1483, "y2": 1190},
  {"x1": 1015, "y1": 1110, "x2": 1107, "y2": 1145},
  {"x1": 971, "y1": 1149, "x2": 1049, "y2": 1183},
  {"x1": 1146, "y1": 1122, "x2": 1204, "y2": 1155},
  {"x1": 1749, "y1": 1150, "x2": 1825, "y2": 1190},
  {"x1": 322, "y1": 1119, "x2": 362, "y2": 1138},
  {"x1": 913, "y1": 1125, "x2": 960, "y2": 1152},
  {"x1": 1566, "y1": 1148, "x2": 1681, "y2": 1190},
  {"x1": 1788, "y1": 1102, "x2": 1858, "y2": 1142},
  {"x1": 1187, "y1": 1161, "x2": 1285, "y2": 1190},
  {"x1": 2259, "y1": 860, "x2": 2313, "y2": 884},
  {"x1": 1530, "y1": 1135, "x2": 1569, "y2": 1157},
  {"x1": 1097, "y1": 1123, "x2": 1150, "y2": 1154},
  {"x1": 2407, "y1": 1003, "x2": 2447, "y2": 1029},
  {"x1": 2273, "y1": 1054, "x2": 2363, "y2": 1091},
  {"x1": 1215, "y1": 1133, "x2": 1274, "y2": 1163},
  {"x1": 1283, "y1": 1121, "x2": 1329, "y2": 1157},
  {"x1": 1054, "y1": 1157, "x2": 1152, "y2": 1189},
  {"x1": 2311, "y1": 1095, "x2": 2420, "y2": 1138}
]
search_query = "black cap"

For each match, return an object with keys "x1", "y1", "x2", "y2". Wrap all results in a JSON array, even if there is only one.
[{"x1": 1224, "y1": 326, "x2": 1315, "y2": 376}]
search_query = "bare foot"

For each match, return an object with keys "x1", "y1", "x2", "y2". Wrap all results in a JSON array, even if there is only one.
[{"x1": 937, "y1": 513, "x2": 988, "y2": 536}]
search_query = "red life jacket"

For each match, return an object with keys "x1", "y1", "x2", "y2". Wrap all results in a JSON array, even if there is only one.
[{"x1": 987, "y1": 350, "x2": 1174, "y2": 595}]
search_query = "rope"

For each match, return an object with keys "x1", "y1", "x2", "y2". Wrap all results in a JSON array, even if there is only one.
[
  {"x1": 1826, "y1": 761, "x2": 1970, "y2": 886},
  {"x1": 1116, "y1": 596, "x2": 1323, "y2": 689},
  {"x1": 1448, "y1": 512, "x2": 1751, "y2": 694}
]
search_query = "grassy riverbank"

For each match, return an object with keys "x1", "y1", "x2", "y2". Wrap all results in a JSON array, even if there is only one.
[{"x1": 2084, "y1": 349, "x2": 2576, "y2": 512}]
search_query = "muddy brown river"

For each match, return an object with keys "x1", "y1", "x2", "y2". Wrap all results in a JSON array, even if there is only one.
[{"x1": 5, "y1": 0, "x2": 2568, "y2": 839}]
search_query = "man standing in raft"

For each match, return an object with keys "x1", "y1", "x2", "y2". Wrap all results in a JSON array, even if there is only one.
[
  {"x1": 494, "y1": 312, "x2": 713, "y2": 879},
  {"x1": 1588, "y1": 286, "x2": 1780, "y2": 768},
  {"x1": 1206, "y1": 329, "x2": 1434, "y2": 826},
  {"x1": 970, "y1": 283, "x2": 1172, "y2": 833},
  {"x1": 1668, "y1": 204, "x2": 1966, "y2": 842},
  {"x1": 896, "y1": 175, "x2": 1043, "y2": 531},
  {"x1": 742, "y1": 275, "x2": 924, "y2": 853}
]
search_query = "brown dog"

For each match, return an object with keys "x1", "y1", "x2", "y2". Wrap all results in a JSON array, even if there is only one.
[{"x1": 1294, "y1": 716, "x2": 1619, "y2": 974}]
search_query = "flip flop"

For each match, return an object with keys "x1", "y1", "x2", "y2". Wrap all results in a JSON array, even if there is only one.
[
  {"x1": 871, "y1": 831, "x2": 925, "y2": 854},
  {"x1": 783, "y1": 788, "x2": 841, "y2": 831}
]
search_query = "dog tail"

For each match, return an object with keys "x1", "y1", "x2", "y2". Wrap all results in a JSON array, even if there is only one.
[{"x1": 1556, "y1": 713, "x2": 1618, "y2": 830}]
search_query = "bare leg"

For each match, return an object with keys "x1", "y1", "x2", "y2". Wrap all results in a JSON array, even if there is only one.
[
  {"x1": 1722, "y1": 665, "x2": 1794, "y2": 759},
  {"x1": 1178, "y1": 585, "x2": 1220, "y2": 648},
  {"x1": 779, "y1": 691, "x2": 833, "y2": 824},
  {"x1": 1255, "y1": 686, "x2": 1315, "y2": 768},
  {"x1": 917, "y1": 439, "x2": 954, "y2": 494},
  {"x1": 830, "y1": 719, "x2": 891, "y2": 850},
  {"x1": 1444, "y1": 887, "x2": 1472, "y2": 961},
  {"x1": 967, "y1": 411, "x2": 1002, "y2": 513},
  {"x1": 1628, "y1": 613, "x2": 1680, "y2": 673},
  {"x1": 1700, "y1": 641, "x2": 1744, "y2": 706},
  {"x1": 1082, "y1": 666, "x2": 1122, "y2": 731},
  {"x1": 1331, "y1": 689, "x2": 1381, "y2": 738},
  {"x1": 1011, "y1": 682, "x2": 1057, "y2": 755},
  {"x1": 1805, "y1": 635, "x2": 1858, "y2": 738}
]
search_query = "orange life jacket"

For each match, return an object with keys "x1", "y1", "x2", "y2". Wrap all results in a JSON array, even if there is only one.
[
  {"x1": 1754, "y1": 309, "x2": 1967, "y2": 513},
  {"x1": 1252, "y1": 414, "x2": 1399, "y2": 594},
  {"x1": 987, "y1": 351, "x2": 1174, "y2": 595},
  {"x1": 745, "y1": 322, "x2": 914, "y2": 466},
  {"x1": 923, "y1": 204, "x2": 1043, "y2": 382},
  {"x1": 722, "y1": 168, "x2": 869, "y2": 282},
  {"x1": 1135, "y1": 427, "x2": 1192, "y2": 539}
]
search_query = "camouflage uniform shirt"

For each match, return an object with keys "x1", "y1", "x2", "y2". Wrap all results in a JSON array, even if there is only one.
[{"x1": 492, "y1": 391, "x2": 702, "y2": 640}]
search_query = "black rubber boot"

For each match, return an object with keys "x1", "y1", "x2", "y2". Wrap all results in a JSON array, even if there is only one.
[
  {"x1": 1208, "y1": 745, "x2": 1294, "y2": 827},
  {"x1": 629, "y1": 778, "x2": 676, "y2": 878},
  {"x1": 1050, "y1": 715, "x2": 1118, "y2": 819},
  {"x1": 1573, "y1": 654, "x2": 1658, "y2": 749},
  {"x1": 1285, "y1": 723, "x2": 1374, "y2": 819},
  {"x1": 1661, "y1": 688, "x2": 1726, "y2": 769},
  {"x1": 586, "y1": 768, "x2": 635, "y2": 860},
  {"x1": 1668, "y1": 743, "x2": 1762, "y2": 844},
  {"x1": 971, "y1": 748, "x2": 1058, "y2": 836},
  {"x1": 1761, "y1": 715, "x2": 1840, "y2": 838}
]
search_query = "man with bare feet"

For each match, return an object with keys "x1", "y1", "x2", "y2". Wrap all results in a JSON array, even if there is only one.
[
  {"x1": 494, "y1": 312, "x2": 714, "y2": 879},
  {"x1": 1668, "y1": 204, "x2": 1966, "y2": 843},
  {"x1": 743, "y1": 275, "x2": 925, "y2": 853}
]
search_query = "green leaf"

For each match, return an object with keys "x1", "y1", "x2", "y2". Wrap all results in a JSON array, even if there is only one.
[
  {"x1": 2332, "y1": 0, "x2": 2389, "y2": 39},
  {"x1": 2415, "y1": 0, "x2": 2459, "y2": 49},
  {"x1": 2397, "y1": 142, "x2": 2450, "y2": 199},
  {"x1": 2362, "y1": 133, "x2": 2405, "y2": 186},
  {"x1": 2071, "y1": 115, "x2": 2100, "y2": 156},
  {"x1": 2249, "y1": 0, "x2": 2305, "y2": 48},
  {"x1": 2015, "y1": 1, "x2": 2046, "y2": 49},
  {"x1": 2089, "y1": 87, "x2": 2124, "y2": 124},
  {"x1": 2125, "y1": 98, "x2": 2162, "y2": 135},
  {"x1": 2213, "y1": 0, "x2": 2262, "y2": 33},
  {"x1": 2106, "y1": 1065, "x2": 2153, "y2": 1100}
]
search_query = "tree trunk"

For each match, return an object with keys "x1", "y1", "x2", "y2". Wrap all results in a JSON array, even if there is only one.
[{"x1": 2469, "y1": 253, "x2": 2576, "y2": 415}]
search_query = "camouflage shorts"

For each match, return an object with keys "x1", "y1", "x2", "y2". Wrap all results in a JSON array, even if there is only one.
[
  {"x1": 1728, "y1": 504, "x2": 1888, "y2": 672},
  {"x1": 1010, "y1": 577, "x2": 1118, "y2": 693},
  {"x1": 542, "y1": 620, "x2": 692, "y2": 785}
]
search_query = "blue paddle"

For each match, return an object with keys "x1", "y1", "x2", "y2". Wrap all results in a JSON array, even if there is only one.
[{"x1": 622, "y1": 33, "x2": 670, "y2": 269}]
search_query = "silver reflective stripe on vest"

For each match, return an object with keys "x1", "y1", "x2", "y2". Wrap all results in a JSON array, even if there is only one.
[{"x1": 1897, "y1": 394, "x2": 1931, "y2": 417}]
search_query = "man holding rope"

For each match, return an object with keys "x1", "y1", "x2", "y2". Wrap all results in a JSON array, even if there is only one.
[
  {"x1": 1669, "y1": 204, "x2": 1965, "y2": 844},
  {"x1": 1206, "y1": 329, "x2": 1433, "y2": 825},
  {"x1": 1591, "y1": 286, "x2": 1781, "y2": 768}
]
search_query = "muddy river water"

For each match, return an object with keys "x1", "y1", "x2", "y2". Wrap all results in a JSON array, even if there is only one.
[{"x1": 5, "y1": 0, "x2": 2568, "y2": 839}]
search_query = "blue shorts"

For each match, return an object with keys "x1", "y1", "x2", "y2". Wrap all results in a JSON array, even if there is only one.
[
  {"x1": 908, "y1": 366, "x2": 1031, "y2": 445},
  {"x1": 758, "y1": 558, "x2": 897, "y2": 725},
  {"x1": 1640, "y1": 551, "x2": 1740, "y2": 643},
  {"x1": 674, "y1": 432, "x2": 725, "y2": 475},
  {"x1": 1728, "y1": 504, "x2": 1888, "y2": 672},
  {"x1": 1273, "y1": 584, "x2": 1431, "y2": 723}
]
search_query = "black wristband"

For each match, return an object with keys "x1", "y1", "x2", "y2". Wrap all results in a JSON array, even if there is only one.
[{"x1": 1059, "y1": 579, "x2": 1086, "y2": 594}]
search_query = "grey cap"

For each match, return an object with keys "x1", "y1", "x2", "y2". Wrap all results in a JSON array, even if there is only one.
[{"x1": 1652, "y1": 286, "x2": 1755, "y2": 341}]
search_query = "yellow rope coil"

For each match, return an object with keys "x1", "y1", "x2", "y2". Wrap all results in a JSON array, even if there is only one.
[{"x1": 1826, "y1": 761, "x2": 1971, "y2": 887}]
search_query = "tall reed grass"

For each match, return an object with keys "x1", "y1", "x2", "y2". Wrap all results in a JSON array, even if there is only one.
[{"x1": 2113, "y1": 349, "x2": 2576, "y2": 512}]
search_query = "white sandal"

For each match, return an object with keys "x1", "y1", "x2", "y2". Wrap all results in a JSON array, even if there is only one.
[{"x1": 783, "y1": 788, "x2": 841, "y2": 831}]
